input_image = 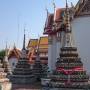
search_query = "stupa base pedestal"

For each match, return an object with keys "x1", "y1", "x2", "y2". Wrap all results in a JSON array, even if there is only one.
[
  {"x1": 50, "y1": 81, "x2": 89, "y2": 89},
  {"x1": 11, "y1": 75, "x2": 36, "y2": 84}
]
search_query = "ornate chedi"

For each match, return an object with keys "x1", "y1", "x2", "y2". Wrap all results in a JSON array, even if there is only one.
[
  {"x1": 50, "y1": 1, "x2": 89, "y2": 89},
  {"x1": 33, "y1": 39, "x2": 48, "y2": 81},
  {"x1": 10, "y1": 30, "x2": 36, "y2": 84},
  {"x1": 0, "y1": 60, "x2": 12, "y2": 90},
  {"x1": 3, "y1": 44, "x2": 12, "y2": 76}
]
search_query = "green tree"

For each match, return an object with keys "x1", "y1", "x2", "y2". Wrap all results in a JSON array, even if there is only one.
[{"x1": 0, "y1": 49, "x2": 5, "y2": 60}]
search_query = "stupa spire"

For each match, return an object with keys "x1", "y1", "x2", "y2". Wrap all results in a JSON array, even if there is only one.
[
  {"x1": 3, "y1": 43, "x2": 12, "y2": 75},
  {"x1": 66, "y1": 0, "x2": 68, "y2": 8},
  {"x1": 4, "y1": 42, "x2": 9, "y2": 64},
  {"x1": 13, "y1": 43, "x2": 16, "y2": 49},
  {"x1": 65, "y1": 0, "x2": 72, "y2": 47},
  {"x1": 23, "y1": 29, "x2": 26, "y2": 50},
  {"x1": 5, "y1": 42, "x2": 8, "y2": 58}
]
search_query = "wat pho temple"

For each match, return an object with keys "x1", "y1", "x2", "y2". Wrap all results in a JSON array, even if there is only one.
[{"x1": 0, "y1": 0, "x2": 90, "y2": 90}]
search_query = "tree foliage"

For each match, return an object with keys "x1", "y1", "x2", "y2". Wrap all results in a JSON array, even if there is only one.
[{"x1": 0, "y1": 49, "x2": 5, "y2": 60}]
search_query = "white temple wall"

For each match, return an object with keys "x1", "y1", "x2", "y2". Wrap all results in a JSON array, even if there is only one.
[
  {"x1": 72, "y1": 16, "x2": 90, "y2": 73},
  {"x1": 48, "y1": 35, "x2": 57, "y2": 72},
  {"x1": 9, "y1": 58, "x2": 18, "y2": 71},
  {"x1": 48, "y1": 44, "x2": 53, "y2": 72},
  {"x1": 52, "y1": 35, "x2": 57, "y2": 71}
]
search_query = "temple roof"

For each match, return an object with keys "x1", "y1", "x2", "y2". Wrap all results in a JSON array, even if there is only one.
[
  {"x1": 27, "y1": 39, "x2": 38, "y2": 49},
  {"x1": 45, "y1": 14, "x2": 54, "y2": 28},
  {"x1": 27, "y1": 36, "x2": 48, "y2": 64},
  {"x1": 44, "y1": 8, "x2": 65, "y2": 35},
  {"x1": 44, "y1": 14, "x2": 54, "y2": 35},
  {"x1": 27, "y1": 36, "x2": 48, "y2": 55},
  {"x1": 44, "y1": 0, "x2": 90, "y2": 35},
  {"x1": 54, "y1": 8, "x2": 65, "y2": 22},
  {"x1": 8, "y1": 36, "x2": 48, "y2": 64},
  {"x1": 75, "y1": 0, "x2": 90, "y2": 16},
  {"x1": 8, "y1": 47, "x2": 20, "y2": 59},
  {"x1": 39, "y1": 36, "x2": 48, "y2": 45},
  {"x1": 39, "y1": 36, "x2": 48, "y2": 50}
]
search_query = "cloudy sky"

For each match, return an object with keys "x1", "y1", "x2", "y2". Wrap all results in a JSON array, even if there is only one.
[{"x1": 0, "y1": 0, "x2": 78, "y2": 50}]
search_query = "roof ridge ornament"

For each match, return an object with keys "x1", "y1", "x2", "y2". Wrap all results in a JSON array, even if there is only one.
[
  {"x1": 45, "y1": 7, "x2": 49, "y2": 18},
  {"x1": 52, "y1": 0, "x2": 56, "y2": 14}
]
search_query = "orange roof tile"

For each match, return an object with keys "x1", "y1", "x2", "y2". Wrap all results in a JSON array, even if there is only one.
[
  {"x1": 27, "y1": 36, "x2": 48, "y2": 64},
  {"x1": 45, "y1": 13, "x2": 54, "y2": 30},
  {"x1": 39, "y1": 36, "x2": 48, "y2": 45},
  {"x1": 8, "y1": 47, "x2": 20, "y2": 59},
  {"x1": 27, "y1": 39, "x2": 38, "y2": 49},
  {"x1": 39, "y1": 36, "x2": 48, "y2": 50},
  {"x1": 54, "y1": 8, "x2": 65, "y2": 22}
]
